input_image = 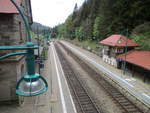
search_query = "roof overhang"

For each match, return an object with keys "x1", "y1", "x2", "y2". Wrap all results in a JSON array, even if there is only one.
[
  {"x1": 117, "y1": 51, "x2": 150, "y2": 71},
  {"x1": 0, "y1": 0, "x2": 33, "y2": 24},
  {"x1": 0, "y1": 0, "x2": 21, "y2": 14}
]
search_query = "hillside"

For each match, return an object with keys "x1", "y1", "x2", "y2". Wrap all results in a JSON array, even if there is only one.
[
  {"x1": 31, "y1": 22, "x2": 51, "y2": 34},
  {"x1": 52, "y1": 0, "x2": 150, "y2": 50}
]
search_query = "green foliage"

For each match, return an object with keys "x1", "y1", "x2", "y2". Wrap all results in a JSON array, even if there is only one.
[
  {"x1": 93, "y1": 16, "x2": 105, "y2": 40},
  {"x1": 52, "y1": 0, "x2": 150, "y2": 50},
  {"x1": 75, "y1": 27, "x2": 84, "y2": 41},
  {"x1": 30, "y1": 31, "x2": 44, "y2": 40},
  {"x1": 130, "y1": 22, "x2": 150, "y2": 50},
  {"x1": 64, "y1": 15, "x2": 75, "y2": 39},
  {"x1": 31, "y1": 22, "x2": 51, "y2": 34},
  {"x1": 131, "y1": 31, "x2": 150, "y2": 50},
  {"x1": 31, "y1": 31, "x2": 37, "y2": 38}
]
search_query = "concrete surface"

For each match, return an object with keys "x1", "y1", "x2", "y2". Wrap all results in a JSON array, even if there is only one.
[
  {"x1": 61, "y1": 41, "x2": 150, "y2": 107},
  {"x1": 0, "y1": 42, "x2": 77, "y2": 113}
]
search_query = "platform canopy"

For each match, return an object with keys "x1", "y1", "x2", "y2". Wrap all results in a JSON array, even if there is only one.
[
  {"x1": 117, "y1": 51, "x2": 150, "y2": 71},
  {"x1": 100, "y1": 34, "x2": 139, "y2": 47}
]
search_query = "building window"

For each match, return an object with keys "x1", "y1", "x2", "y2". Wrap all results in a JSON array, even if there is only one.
[{"x1": 19, "y1": 22, "x2": 23, "y2": 43}]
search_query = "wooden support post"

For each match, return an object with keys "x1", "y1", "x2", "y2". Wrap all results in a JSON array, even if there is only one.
[
  {"x1": 143, "y1": 73, "x2": 146, "y2": 83},
  {"x1": 132, "y1": 65, "x2": 135, "y2": 77}
]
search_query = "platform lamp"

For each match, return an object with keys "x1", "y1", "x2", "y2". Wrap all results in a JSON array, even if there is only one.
[{"x1": 0, "y1": 0, "x2": 48, "y2": 96}]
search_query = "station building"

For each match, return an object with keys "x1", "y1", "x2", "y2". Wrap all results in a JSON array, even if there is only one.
[
  {"x1": 99, "y1": 34, "x2": 138, "y2": 68},
  {"x1": 100, "y1": 34, "x2": 150, "y2": 82},
  {"x1": 0, "y1": 0, "x2": 32, "y2": 104}
]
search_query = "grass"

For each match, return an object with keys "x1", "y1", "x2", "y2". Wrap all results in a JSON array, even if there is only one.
[{"x1": 65, "y1": 38, "x2": 103, "y2": 56}]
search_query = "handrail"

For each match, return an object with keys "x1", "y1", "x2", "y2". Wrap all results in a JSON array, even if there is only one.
[
  {"x1": 0, "y1": 52, "x2": 27, "y2": 60},
  {"x1": 0, "y1": 45, "x2": 38, "y2": 50}
]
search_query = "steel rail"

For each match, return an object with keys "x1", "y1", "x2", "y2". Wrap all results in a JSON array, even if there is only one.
[
  {"x1": 54, "y1": 43, "x2": 101, "y2": 113},
  {"x1": 59, "y1": 42, "x2": 144, "y2": 113}
]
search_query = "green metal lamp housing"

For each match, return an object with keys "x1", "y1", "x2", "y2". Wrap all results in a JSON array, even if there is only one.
[
  {"x1": 15, "y1": 42, "x2": 48, "y2": 96},
  {"x1": 16, "y1": 73, "x2": 48, "y2": 96},
  {"x1": 0, "y1": 42, "x2": 48, "y2": 96}
]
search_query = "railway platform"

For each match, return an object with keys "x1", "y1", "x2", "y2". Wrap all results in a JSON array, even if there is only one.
[
  {"x1": 0, "y1": 40, "x2": 150, "y2": 113},
  {"x1": 61, "y1": 41, "x2": 150, "y2": 109},
  {"x1": 0, "y1": 47, "x2": 51, "y2": 113},
  {"x1": 0, "y1": 42, "x2": 77, "y2": 113}
]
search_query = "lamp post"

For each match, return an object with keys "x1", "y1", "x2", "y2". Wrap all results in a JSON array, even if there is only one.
[
  {"x1": 123, "y1": 29, "x2": 128, "y2": 75},
  {"x1": 0, "y1": 0, "x2": 48, "y2": 96},
  {"x1": 36, "y1": 27, "x2": 41, "y2": 74},
  {"x1": 119, "y1": 29, "x2": 128, "y2": 75}
]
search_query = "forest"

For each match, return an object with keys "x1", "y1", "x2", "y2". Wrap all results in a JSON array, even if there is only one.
[
  {"x1": 52, "y1": 0, "x2": 150, "y2": 50},
  {"x1": 31, "y1": 22, "x2": 51, "y2": 40},
  {"x1": 31, "y1": 22, "x2": 51, "y2": 34}
]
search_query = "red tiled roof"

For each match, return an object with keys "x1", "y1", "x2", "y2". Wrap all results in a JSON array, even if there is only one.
[
  {"x1": 0, "y1": 0, "x2": 21, "y2": 14},
  {"x1": 117, "y1": 51, "x2": 150, "y2": 71},
  {"x1": 100, "y1": 34, "x2": 138, "y2": 47}
]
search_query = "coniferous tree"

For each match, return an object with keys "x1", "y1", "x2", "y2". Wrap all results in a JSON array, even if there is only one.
[{"x1": 52, "y1": 0, "x2": 150, "y2": 50}]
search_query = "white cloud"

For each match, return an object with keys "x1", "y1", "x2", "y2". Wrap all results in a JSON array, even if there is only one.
[{"x1": 31, "y1": 0, "x2": 85, "y2": 27}]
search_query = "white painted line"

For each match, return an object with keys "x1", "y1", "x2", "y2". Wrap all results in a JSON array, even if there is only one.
[
  {"x1": 63, "y1": 42, "x2": 134, "y2": 88},
  {"x1": 61, "y1": 41, "x2": 150, "y2": 105},
  {"x1": 53, "y1": 45, "x2": 77, "y2": 113},
  {"x1": 87, "y1": 58, "x2": 134, "y2": 88},
  {"x1": 142, "y1": 93, "x2": 150, "y2": 99},
  {"x1": 125, "y1": 78, "x2": 136, "y2": 82},
  {"x1": 52, "y1": 44, "x2": 67, "y2": 113},
  {"x1": 125, "y1": 79, "x2": 132, "y2": 81}
]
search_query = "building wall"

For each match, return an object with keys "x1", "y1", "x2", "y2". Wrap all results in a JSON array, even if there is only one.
[
  {"x1": 0, "y1": 14, "x2": 26, "y2": 103},
  {"x1": 0, "y1": 14, "x2": 26, "y2": 46},
  {"x1": 102, "y1": 46, "x2": 118, "y2": 67},
  {"x1": 0, "y1": 0, "x2": 31, "y2": 103},
  {"x1": 0, "y1": 57, "x2": 26, "y2": 102},
  {"x1": 102, "y1": 54, "x2": 118, "y2": 67}
]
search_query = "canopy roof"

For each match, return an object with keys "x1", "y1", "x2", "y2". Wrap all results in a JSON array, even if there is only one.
[{"x1": 117, "y1": 51, "x2": 150, "y2": 71}]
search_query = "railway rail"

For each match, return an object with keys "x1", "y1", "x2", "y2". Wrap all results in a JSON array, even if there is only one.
[
  {"x1": 58, "y1": 42, "x2": 144, "y2": 113},
  {"x1": 54, "y1": 43, "x2": 101, "y2": 113}
]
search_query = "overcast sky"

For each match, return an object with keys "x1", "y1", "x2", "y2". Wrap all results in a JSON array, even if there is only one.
[{"x1": 31, "y1": 0, "x2": 85, "y2": 27}]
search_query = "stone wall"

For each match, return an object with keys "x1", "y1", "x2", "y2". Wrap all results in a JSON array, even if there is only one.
[
  {"x1": 0, "y1": 0, "x2": 33, "y2": 104},
  {"x1": 0, "y1": 14, "x2": 26, "y2": 46},
  {"x1": 0, "y1": 8, "x2": 26, "y2": 104},
  {"x1": 0, "y1": 57, "x2": 26, "y2": 103}
]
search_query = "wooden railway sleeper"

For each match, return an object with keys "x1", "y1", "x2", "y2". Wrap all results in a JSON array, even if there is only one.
[{"x1": 57, "y1": 43, "x2": 144, "y2": 113}]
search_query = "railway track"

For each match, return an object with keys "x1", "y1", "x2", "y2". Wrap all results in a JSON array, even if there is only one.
[
  {"x1": 54, "y1": 43, "x2": 101, "y2": 113},
  {"x1": 58, "y1": 42, "x2": 144, "y2": 113}
]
